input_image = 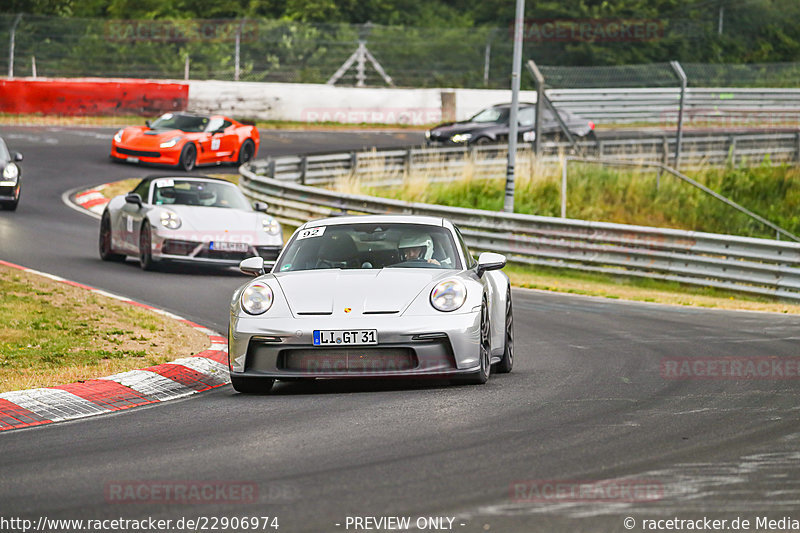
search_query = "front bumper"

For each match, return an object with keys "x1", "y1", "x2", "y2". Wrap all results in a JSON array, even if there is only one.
[
  {"x1": 152, "y1": 241, "x2": 282, "y2": 267},
  {"x1": 0, "y1": 184, "x2": 20, "y2": 201},
  {"x1": 228, "y1": 310, "x2": 482, "y2": 378},
  {"x1": 148, "y1": 229, "x2": 282, "y2": 267},
  {"x1": 425, "y1": 137, "x2": 472, "y2": 146},
  {"x1": 110, "y1": 143, "x2": 182, "y2": 167}
]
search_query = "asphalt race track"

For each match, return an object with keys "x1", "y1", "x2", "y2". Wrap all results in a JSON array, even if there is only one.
[{"x1": 1, "y1": 125, "x2": 800, "y2": 533}]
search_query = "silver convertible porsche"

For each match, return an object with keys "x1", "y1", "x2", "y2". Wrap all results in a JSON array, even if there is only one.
[
  {"x1": 228, "y1": 215, "x2": 513, "y2": 393},
  {"x1": 99, "y1": 175, "x2": 283, "y2": 270}
]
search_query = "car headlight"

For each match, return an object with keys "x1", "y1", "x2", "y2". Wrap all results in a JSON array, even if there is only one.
[
  {"x1": 113, "y1": 130, "x2": 123, "y2": 143},
  {"x1": 2, "y1": 163, "x2": 19, "y2": 184},
  {"x1": 450, "y1": 133, "x2": 472, "y2": 143},
  {"x1": 262, "y1": 216, "x2": 280, "y2": 235},
  {"x1": 241, "y1": 282, "x2": 273, "y2": 315},
  {"x1": 425, "y1": 130, "x2": 431, "y2": 140},
  {"x1": 160, "y1": 210, "x2": 181, "y2": 229},
  {"x1": 160, "y1": 136, "x2": 181, "y2": 148},
  {"x1": 430, "y1": 279, "x2": 467, "y2": 312}
]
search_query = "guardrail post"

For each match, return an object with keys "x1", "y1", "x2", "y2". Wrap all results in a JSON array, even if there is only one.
[
  {"x1": 728, "y1": 135, "x2": 737, "y2": 166},
  {"x1": 267, "y1": 158, "x2": 276, "y2": 179},
  {"x1": 657, "y1": 136, "x2": 669, "y2": 189},
  {"x1": 529, "y1": 143, "x2": 536, "y2": 182},
  {"x1": 8, "y1": 14, "x2": 23, "y2": 78},
  {"x1": 404, "y1": 149, "x2": 412, "y2": 176},
  {"x1": 350, "y1": 151, "x2": 358, "y2": 175},
  {"x1": 561, "y1": 158, "x2": 568, "y2": 218},
  {"x1": 670, "y1": 61, "x2": 688, "y2": 170},
  {"x1": 300, "y1": 156, "x2": 308, "y2": 185},
  {"x1": 796, "y1": 131, "x2": 800, "y2": 163}
]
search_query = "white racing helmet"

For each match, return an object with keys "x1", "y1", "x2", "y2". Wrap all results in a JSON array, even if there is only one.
[{"x1": 399, "y1": 232, "x2": 434, "y2": 261}]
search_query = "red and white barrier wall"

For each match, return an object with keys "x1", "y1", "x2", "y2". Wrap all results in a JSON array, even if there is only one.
[
  {"x1": 0, "y1": 76, "x2": 536, "y2": 123},
  {"x1": 0, "y1": 78, "x2": 188, "y2": 116}
]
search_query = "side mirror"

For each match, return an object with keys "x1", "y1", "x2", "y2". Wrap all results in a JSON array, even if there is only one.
[
  {"x1": 124, "y1": 192, "x2": 143, "y2": 208},
  {"x1": 239, "y1": 256, "x2": 265, "y2": 277},
  {"x1": 253, "y1": 201, "x2": 269, "y2": 212},
  {"x1": 12, "y1": 152, "x2": 23, "y2": 162},
  {"x1": 476, "y1": 252, "x2": 506, "y2": 278}
]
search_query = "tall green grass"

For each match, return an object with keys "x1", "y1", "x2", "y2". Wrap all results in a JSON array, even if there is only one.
[{"x1": 352, "y1": 159, "x2": 800, "y2": 239}]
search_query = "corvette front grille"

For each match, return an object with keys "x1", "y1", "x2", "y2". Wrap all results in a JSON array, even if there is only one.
[{"x1": 116, "y1": 147, "x2": 161, "y2": 158}]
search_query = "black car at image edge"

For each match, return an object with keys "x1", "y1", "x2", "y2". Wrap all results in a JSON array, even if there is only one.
[{"x1": 0, "y1": 137, "x2": 23, "y2": 211}]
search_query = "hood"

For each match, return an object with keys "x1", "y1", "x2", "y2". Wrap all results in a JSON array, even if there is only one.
[
  {"x1": 273, "y1": 269, "x2": 453, "y2": 315},
  {"x1": 154, "y1": 205, "x2": 265, "y2": 241},
  {"x1": 162, "y1": 205, "x2": 259, "y2": 231},
  {"x1": 121, "y1": 126, "x2": 186, "y2": 147}
]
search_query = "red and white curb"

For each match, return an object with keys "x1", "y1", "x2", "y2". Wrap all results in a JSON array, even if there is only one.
[
  {"x1": 73, "y1": 185, "x2": 110, "y2": 216},
  {"x1": 0, "y1": 259, "x2": 230, "y2": 432}
]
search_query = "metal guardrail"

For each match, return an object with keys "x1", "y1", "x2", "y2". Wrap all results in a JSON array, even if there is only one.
[
  {"x1": 547, "y1": 88, "x2": 800, "y2": 125},
  {"x1": 240, "y1": 164, "x2": 800, "y2": 301},
  {"x1": 251, "y1": 131, "x2": 800, "y2": 187}
]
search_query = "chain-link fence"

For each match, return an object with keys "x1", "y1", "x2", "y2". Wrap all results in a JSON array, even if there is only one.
[
  {"x1": 0, "y1": 15, "x2": 496, "y2": 87},
  {"x1": 539, "y1": 62, "x2": 800, "y2": 89},
  {"x1": 2, "y1": 13, "x2": 800, "y2": 89}
]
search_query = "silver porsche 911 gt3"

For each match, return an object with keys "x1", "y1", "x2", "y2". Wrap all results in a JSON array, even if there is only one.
[
  {"x1": 99, "y1": 175, "x2": 283, "y2": 270},
  {"x1": 228, "y1": 215, "x2": 513, "y2": 393}
]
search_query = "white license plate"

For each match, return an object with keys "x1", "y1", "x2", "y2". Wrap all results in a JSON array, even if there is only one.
[
  {"x1": 313, "y1": 330, "x2": 377, "y2": 346},
  {"x1": 210, "y1": 241, "x2": 248, "y2": 252},
  {"x1": 126, "y1": 156, "x2": 139, "y2": 163}
]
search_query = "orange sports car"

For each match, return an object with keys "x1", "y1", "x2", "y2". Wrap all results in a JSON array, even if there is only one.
[{"x1": 110, "y1": 112, "x2": 260, "y2": 171}]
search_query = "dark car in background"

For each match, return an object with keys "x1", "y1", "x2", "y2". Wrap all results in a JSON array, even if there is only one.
[
  {"x1": 425, "y1": 102, "x2": 595, "y2": 146},
  {"x1": 0, "y1": 137, "x2": 23, "y2": 211}
]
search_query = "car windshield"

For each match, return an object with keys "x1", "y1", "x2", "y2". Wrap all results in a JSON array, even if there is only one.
[
  {"x1": 150, "y1": 113, "x2": 209, "y2": 133},
  {"x1": 469, "y1": 107, "x2": 509, "y2": 124},
  {"x1": 150, "y1": 179, "x2": 251, "y2": 210},
  {"x1": 0, "y1": 138, "x2": 9, "y2": 162},
  {"x1": 275, "y1": 223, "x2": 462, "y2": 272}
]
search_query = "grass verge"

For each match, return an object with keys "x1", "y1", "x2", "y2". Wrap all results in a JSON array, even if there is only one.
[
  {"x1": 346, "y1": 158, "x2": 800, "y2": 240},
  {"x1": 0, "y1": 264, "x2": 210, "y2": 393}
]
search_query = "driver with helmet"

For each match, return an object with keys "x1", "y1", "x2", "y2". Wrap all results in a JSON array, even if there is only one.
[{"x1": 398, "y1": 232, "x2": 441, "y2": 265}]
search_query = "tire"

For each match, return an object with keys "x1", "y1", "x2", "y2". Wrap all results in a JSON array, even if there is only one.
[
  {"x1": 99, "y1": 211, "x2": 125, "y2": 262},
  {"x1": 473, "y1": 137, "x2": 492, "y2": 146},
  {"x1": 231, "y1": 375, "x2": 274, "y2": 394},
  {"x1": 138, "y1": 220, "x2": 156, "y2": 271},
  {"x1": 1, "y1": 188, "x2": 19, "y2": 211},
  {"x1": 178, "y1": 143, "x2": 197, "y2": 172},
  {"x1": 465, "y1": 298, "x2": 491, "y2": 385},
  {"x1": 0, "y1": 199, "x2": 17, "y2": 211},
  {"x1": 494, "y1": 287, "x2": 514, "y2": 374},
  {"x1": 237, "y1": 139, "x2": 255, "y2": 165}
]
